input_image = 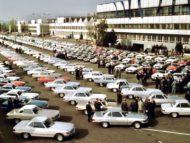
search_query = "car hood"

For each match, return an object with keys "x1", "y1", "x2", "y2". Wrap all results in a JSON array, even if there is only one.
[
  {"x1": 22, "y1": 93, "x2": 39, "y2": 98},
  {"x1": 29, "y1": 100, "x2": 48, "y2": 108},
  {"x1": 77, "y1": 87, "x2": 92, "y2": 92},
  {"x1": 50, "y1": 122, "x2": 74, "y2": 131}
]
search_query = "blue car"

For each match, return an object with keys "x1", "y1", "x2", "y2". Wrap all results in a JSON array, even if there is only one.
[{"x1": 0, "y1": 84, "x2": 32, "y2": 94}]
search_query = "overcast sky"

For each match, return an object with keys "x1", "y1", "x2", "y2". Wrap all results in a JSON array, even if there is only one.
[{"x1": 0, "y1": 0, "x2": 115, "y2": 21}]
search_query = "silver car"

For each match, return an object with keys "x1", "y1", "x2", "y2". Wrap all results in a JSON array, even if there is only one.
[{"x1": 92, "y1": 108, "x2": 148, "y2": 129}]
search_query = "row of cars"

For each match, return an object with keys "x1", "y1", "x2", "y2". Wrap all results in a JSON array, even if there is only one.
[
  {"x1": 0, "y1": 47, "x2": 76, "y2": 141},
  {"x1": 0, "y1": 38, "x2": 152, "y2": 130},
  {"x1": 1, "y1": 36, "x2": 190, "y2": 132}
]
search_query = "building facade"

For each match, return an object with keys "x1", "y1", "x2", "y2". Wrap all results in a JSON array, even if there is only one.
[
  {"x1": 97, "y1": 0, "x2": 190, "y2": 50},
  {"x1": 49, "y1": 17, "x2": 95, "y2": 40}
]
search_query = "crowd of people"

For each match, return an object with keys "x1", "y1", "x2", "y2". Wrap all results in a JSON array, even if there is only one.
[{"x1": 155, "y1": 72, "x2": 190, "y2": 94}]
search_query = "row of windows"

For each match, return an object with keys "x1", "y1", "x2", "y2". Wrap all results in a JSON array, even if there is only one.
[
  {"x1": 97, "y1": 4, "x2": 190, "y2": 19},
  {"x1": 117, "y1": 33, "x2": 190, "y2": 44},
  {"x1": 50, "y1": 26, "x2": 87, "y2": 30},
  {"x1": 109, "y1": 23, "x2": 190, "y2": 30}
]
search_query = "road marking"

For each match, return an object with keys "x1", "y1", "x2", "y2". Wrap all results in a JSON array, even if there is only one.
[{"x1": 142, "y1": 128, "x2": 190, "y2": 136}]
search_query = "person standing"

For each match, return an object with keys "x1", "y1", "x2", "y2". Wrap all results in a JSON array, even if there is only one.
[
  {"x1": 138, "y1": 98, "x2": 144, "y2": 113},
  {"x1": 185, "y1": 90, "x2": 190, "y2": 102},
  {"x1": 8, "y1": 98, "x2": 14, "y2": 111},
  {"x1": 86, "y1": 101, "x2": 93, "y2": 122},
  {"x1": 121, "y1": 99, "x2": 128, "y2": 112},
  {"x1": 13, "y1": 95, "x2": 20, "y2": 108}
]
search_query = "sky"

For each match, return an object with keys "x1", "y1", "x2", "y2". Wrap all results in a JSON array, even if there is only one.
[{"x1": 0, "y1": 0, "x2": 116, "y2": 21}]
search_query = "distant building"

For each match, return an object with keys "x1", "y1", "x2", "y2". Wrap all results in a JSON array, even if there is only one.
[
  {"x1": 97, "y1": 0, "x2": 190, "y2": 50},
  {"x1": 49, "y1": 16, "x2": 95, "y2": 39}
]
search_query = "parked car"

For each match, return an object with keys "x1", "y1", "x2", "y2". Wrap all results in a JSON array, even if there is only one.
[
  {"x1": 94, "y1": 75, "x2": 116, "y2": 87},
  {"x1": 92, "y1": 108, "x2": 148, "y2": 129},
  {"x1": 106, "y1": 79, "x2": 137, "y2": 92},
  {"x1": 63, "y1": 91, "x2": 107, "y2": 105},
  {"x1": 44, "y1": 78, "x2": 79, "y2": 89},
  {"x1": 6, "y1": 105, "x2": 60, "y2": 123},
  {"x1": 121, "y1": 85, "x2": 162, "y2": 99},
  {"x1": 145, "y1": 92, "x2": 184, "y2": 106},
  {"x1": 13, "y1": 116, "x2": 75, "y2": 141},
  {"x1": 161, "y1": 100, "x2": 190, "y2": 118},
  {"x1": 52, "y1": 84, "x2": 92, "y2": 97},
  {"x1": 0, "y1": 89, "x2": 39, "y2": 102},
  {"x1": 125, "y1": 64, "x2": 143, "y2": 74},
  {"x1": 83, "y1": 71, "x2": 103, "y2": 82}
]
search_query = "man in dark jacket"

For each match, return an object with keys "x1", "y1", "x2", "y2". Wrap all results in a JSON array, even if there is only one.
[
  {"x1": 86, "y1": 101, "x2": 93, "y2": 122},
  {"x1": 121, "y1": 99, "x2": 128, "y2": 111}
]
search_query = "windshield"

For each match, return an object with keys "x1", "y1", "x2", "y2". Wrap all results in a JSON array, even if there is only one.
[
  {"x1": 44, "y1": 118, "x2": 54, "y2": 128},
  {"x1": 33, "y1": 107, "x2": 40, "y2": 114}
]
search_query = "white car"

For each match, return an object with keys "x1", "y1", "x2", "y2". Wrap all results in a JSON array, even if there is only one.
[
  {"x1": 52, "y1": 84, "x2": 92, "y2": 97},
  {"x1": 151, "y1": 71, "x2": 169, "y2": 80},
  {"x1": 161, "y1": 100, "x2": 190, "y2": 118},
  {"x1": 83, "y1": 71, "x2": 103, "y2": 82},
  {"x1": 154, "y1": 55, "x2": 167, "y2": 62},
  {"x1": 121, "y1": 86, "x2": 162, "y2": 99},
  {"x1": 27, "y1": 68, "x2": 54, "y2": 75},
  {"x1": 44, "y1": 78, "x2": 80, "y2": 89},
  {"x1": 153, "y1": 62, "x2": 166, "y2": 70},
  {"x1": 125, "y1": 64, "x2": 143, "y2": 73},
  {"x1": 13, "y1": 116, "x2": 75, "y2": 142},
  {"x1": 0, "y1": 89, "x2": 39, "y2": 101},
  {"x1": 165, "y1": 57, "x2": 179, "y2": 64},
  {"x1": 106, "y1": 79, "x2": 130, "y2": 92},
  {"x1": 145, "y1": 92, "x2": 184, "y2": 106},
  {"x1": 114, "y1": 62, "x2": 130, "y2": 71},
  {"x1": 63, "y1": 91, "x2": 107, "y2": 105}
]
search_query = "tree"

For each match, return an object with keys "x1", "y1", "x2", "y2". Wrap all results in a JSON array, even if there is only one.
[
  {"x1": 96, "y1": 19, "x2": 108, "y2": 46},
  {"x1": 8, "y1": 19, "x2": 17, "y2": 33}
]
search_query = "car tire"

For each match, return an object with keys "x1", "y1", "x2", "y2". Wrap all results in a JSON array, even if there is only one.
[
  {"x1": 101, "y1": 122, "x2": 109, "y2": 128},
  {"x1": 128, "y1": 95, "x2": 134, "y2": 99},
  {"x1": 113, "y1": 88, "x2": 117, "y2": 93},
  {"x1": 14, "y1": 118, "x2": 21, "y2": 124},
  {"x1": 59, "y1": 93, "x2": 64, "y2": 98},
  {"x1": 171, "y1": 112, "x2": 178, "y2": 118},
  {"x1": 55, "y1": 134, "x2": 64, "y2": 142},
  {"x1": 133, "y1": 122, "x2": 141, "y2": 129},
  {"x1": 84, "y1": 110, "x2": 88, "y2": 115},
  {"x1": 70, "y1": 100, "x2": 76, "y2": 106},
  {"x1": 99, "y1": 83, "x2": 104, "y2": 87},
  {"x1": 88, "y1": 78, "x2": 93, "y2": 82},
  {"x1": 22, "y1": 133, "x2": 30, "y2": 140}
]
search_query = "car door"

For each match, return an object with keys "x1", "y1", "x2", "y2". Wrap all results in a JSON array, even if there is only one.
[
  {"x1": 110, "y1": 112, "x2": 126, "y2": 125},
  {"x1": 154, "y1": 94, "x2": 166, "y2": 105},
  {"x1": 18, "y1": 109, "x2": 34, "y2": 120},
  {"x1": 63, "y1": 86, "x2": 75, "y2": 94},
  {"x1": 75, "y1": 93, "x2": 88, "y2": 103},
  {"x1": 177, "y1": 103, "x2": 190, "y2": 115},
  {"x1": 132, "y1": 87, "x2": 144, "y2": 97},
  {"x1": 29, "y1": 122, "x2": 50, "y2": 137}
]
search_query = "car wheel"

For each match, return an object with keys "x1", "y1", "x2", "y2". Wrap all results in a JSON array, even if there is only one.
[
  {"x1": 22, "y1": 133, "x2": 30, "y2": 140},
  {"x1": 88, "y1": 78, "x2": 93, "y2": 82},
  {"x1": 70, "y1": 100, "x2": 76, "y2": 105},
  {"x1": 113, "y1": 88, "x2": 117, "y2": 93},
  {"x1": 55, "y1": 134, "x2": 64, "y2": 142},
  {"x1": 171, "y1": 112, "x2": 178, "y2": 118},
  {"x1": 133, "y1": 122, "x2": 141, "y2": 129},
  {"x1": 99, "y1": 83, "x2": 104, "y2": 87},
  {"x1": 59, "y1": 93, "x2": 64, "y2": 98},
  {"x1": 84, "y1": 110, "x2": 88, "y2": 115},
  {"x1": 101, "y1": 122, "x2": 109, "y2": 128},
  {"x1": 128, "y1": 95, "x2": 134, "y2": 99},
  {"x1": 14, "y1": 118, "x2": 21, "y2": 124}
]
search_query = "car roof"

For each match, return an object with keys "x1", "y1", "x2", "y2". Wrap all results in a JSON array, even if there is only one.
[
  {"x1": 106, "y1": 107, "x2": 122, "y2": 112},
  {"x1": 20, "y1": 105, "x2": 36, "y2": 110},
  {"x1": 31, "y1": 116, "x2": 47, "y2": 122}
]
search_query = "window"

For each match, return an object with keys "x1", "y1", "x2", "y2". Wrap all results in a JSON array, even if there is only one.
[
  {"x1": 23, "y1": 109, "x2": 33, "y2": 114},
  {"x1": 112, "y1": 112, "x2": 122, "y2": 117},
  {"x1": 181, "y1": 103, "x2": 190, "y2": 108},
  {"x1": 33, "y1": 122, "x2": 45, "y2": 128},
  {"x1": 64, "y1": 86, "x2": 74, "y2": 90},
  {"x1": 76, "y1": 93, "x2": 86, "y2": 97},
  {"x1": 156, "y1": 95, "x2": 164, "y2": 99},
  {"x1": 135, "y1": 87, "x2": 144, "y2": 91},
  {"x1": 107, "y1": 112, "x2": 112, "y2": 117}
]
